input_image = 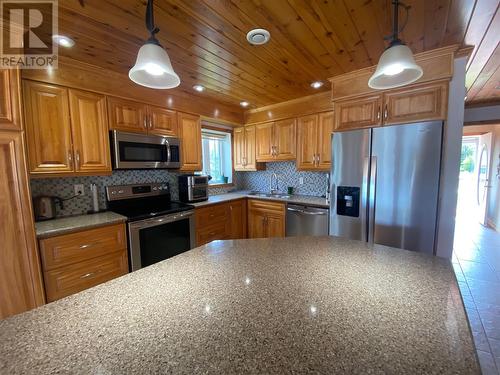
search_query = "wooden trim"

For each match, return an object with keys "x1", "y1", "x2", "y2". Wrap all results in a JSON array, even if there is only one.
[
  {"x1": 244, "y1": 91, "x2": 332, "y2": 124},
  {"x1": 202, "y1": 125, "x2": 233, "y2": 134},
  {"x1": 22, "y1": 57, "x2": 244, "y2": 125},
  {"x1": 465, "y1": 100, "x2": 500, "y2": 109}
]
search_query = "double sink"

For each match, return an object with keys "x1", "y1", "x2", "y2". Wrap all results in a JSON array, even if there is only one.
[{"x1": 248, "y1": 191, "x2": 291, "y2": 199}]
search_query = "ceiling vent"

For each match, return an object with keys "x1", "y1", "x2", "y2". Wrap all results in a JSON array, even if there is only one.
[{"x1": 246, "y1": 29, "x2": 270, "y2": 45}]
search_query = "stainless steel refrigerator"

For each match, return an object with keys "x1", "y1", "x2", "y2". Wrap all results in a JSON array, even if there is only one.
[{"x1": 329, "y1": 121, "x2": 443, "y2": 255}]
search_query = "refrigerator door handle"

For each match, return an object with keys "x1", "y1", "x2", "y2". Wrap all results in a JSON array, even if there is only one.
[
  {"x1": 361, "y1": 157, "x2": 370, "y2": 242},
  {"x1": 367, "y1": 156, "x2": 377, "y2": 244}
]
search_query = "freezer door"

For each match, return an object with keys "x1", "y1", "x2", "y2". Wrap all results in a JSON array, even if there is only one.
[
  {"x1": 329, "y1": 129, "x2": 371, "y2": 241},
  {"x1": 371, "y1": 122, "x2": 442, "y2": 254}
]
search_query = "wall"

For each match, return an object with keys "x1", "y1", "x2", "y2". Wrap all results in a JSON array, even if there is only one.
[
  {"x1": 235, "y1": 162, "x2": 329, "y2": 197},
  {"x1": 30, "y1": 171, "x2": 235, "y2": 217},
  {"x1": 463, "y1": 123, "x2": 500, "y2": 231}
]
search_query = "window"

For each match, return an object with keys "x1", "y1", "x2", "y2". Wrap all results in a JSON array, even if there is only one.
[{"x1": 201, "y1": 128, "x2": 232, "y2": 185}]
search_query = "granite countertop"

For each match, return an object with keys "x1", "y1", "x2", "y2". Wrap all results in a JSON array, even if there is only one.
[
  {"x1": 0, "y1": 236, "x2": 478, "y2": 374},
  {"x1": 35, "y1": 211, "x2": 127, "y2": 238},
  {"x1": 194, "y1": 190, "x2": 329, "y2": 208}
]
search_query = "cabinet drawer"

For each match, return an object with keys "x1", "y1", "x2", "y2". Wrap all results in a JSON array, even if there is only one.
[
  {"x1": 44, "y1": 251, "x2": 128, "y2": 302},
  {"x1": 39, "y1": 223, "x2": 126, "y2": 270},
  {"x1": 248, "y1": 199, "x2": 286, "y2": 215},
  {"x1": 195, "y1": 204, "x2": 228, "y2": 229},
  {"x1": 196, "y1": 221, "x2": 228, "y2": 246}
]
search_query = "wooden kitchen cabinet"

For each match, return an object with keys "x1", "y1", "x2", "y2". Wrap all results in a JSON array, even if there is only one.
[
  {"x1": 255, "y1": 119, "x2": 296, "y2": 162},
  {"x1": 39, "y1": 223, "x2": 128, "y2": 302},
  {"x1": 296, "y1": 111, "x2": 334, "y2": 171},
  {"x1": 0, "y1": 131, "x2": 45, "y2": 319},
  {"x1": 178, "y1": 112, "x2": 202, "y2": 171},
  {"x1": 0, "y1": 69, "x2": 23, "y2": 131},
  {"x1": 227, "y1": 199, "x2": 247, "y2": 239},
  {"x1": 149, "y1": 106, "x2": 178, "y2": 136},
  {"x1": 247, "y1": 199, "x2": 285, "y2": 239},
  {"x1": 23, "y1": 81, "x2": 74, "y2": 174},
  {"x1": 69, "y1": 89, "x2": 111, "y2": 173},
  {"x1": 234, "y1": 125, "x2": 264, "y2": 171},
  {"x1": 334, "y1": 95, "x2": 382, "y2": 131},
  {"x1": 23, "y1": 80, "x2": 112, "y2": 176},
  {"x1": 107, "y1": 97, "x2": 178, "y2": 136},
  {"x1": 107, "y1": 96, "x2": 148, "y2": 133},
  {"x1": 383, "y1": 81, "x2": 448, "y2": 125}
]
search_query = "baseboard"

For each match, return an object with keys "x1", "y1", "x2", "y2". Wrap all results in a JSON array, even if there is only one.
[{"x1": 486, "y1": 218, "x2": 499, "y2": 232}]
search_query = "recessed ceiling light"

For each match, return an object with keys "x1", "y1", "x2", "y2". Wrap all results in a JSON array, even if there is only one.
[
  {"x1": 310, "y1": 81, "x2": 323, "y2": 89},
  {"x1": 246, "y1": 29, "x2": 270, "y2": 45},
  {"x1": 52, "y1": 35, "x2": 75, "y2": 48},
  {"x1": 240, "y1": 101, "x2": 249, "y2": 107},
  {"x1": 193, "y1": 84, "x2": 205, "y2": 92}
]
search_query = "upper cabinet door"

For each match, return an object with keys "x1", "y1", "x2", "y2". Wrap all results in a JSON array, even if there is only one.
[
  {"x1": 383, "y1": 81, "x2": 448, "y2": 126},
  {"x1": 149, "y1": 106, "x2": 178, "y2": 136},
  {"x1": 334, "y1": 95, "x2": 382, "y2": 130},
  {"x1": 316, "y1": 111, "x2": 334, "y2": 170},
  {"x1": 69, "y1": 90, "x2": 111, "y2": 174},
  {"x1": 107, "y1": 96, "x2": 148, "y2": 134},
  {"x1": 178, "y1": 112, "x2": 202, "y2": 171},
  {"x1": 255, "y1": 122, "x2": 274, "y2": 162},
  {"x1": 233, "y1": 127, "x2": 245, "y2": 170},
  {"x1": 274, "y1": 118, "x2": 296, "y2": 161},
  {"x1": 0, "y1": 69, "x2": 22, "y2": 131},
  {"x1": 23, "y1": 81, "x2": 73, "y2": 174},
  {"x1": 244, "y1": 125, "x2": 263, "y2": 171},
  {"x1": 296, "y1": 114, "x2": 318, "y2": 170}
]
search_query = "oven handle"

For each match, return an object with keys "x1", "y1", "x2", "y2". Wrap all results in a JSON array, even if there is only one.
[{"x1": 129, "y1": 210, "x2": 194, "y2": 230}]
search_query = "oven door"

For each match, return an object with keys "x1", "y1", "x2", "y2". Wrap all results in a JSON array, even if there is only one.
[
  {"x1": 111, "y1": 130, "x2": 181, "y2": 169},
  {"x1": 127, "y1": 210, "x2": 195, "y2": 271}
]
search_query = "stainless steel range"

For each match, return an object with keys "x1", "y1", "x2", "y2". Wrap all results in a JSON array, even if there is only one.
[{"x1": 106, "y1": 183, "x2": 195, "y2": 271}]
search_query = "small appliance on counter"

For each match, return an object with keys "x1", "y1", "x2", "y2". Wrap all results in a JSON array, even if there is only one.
[
  {"x1": 178, "y1": 174, "x2": 209, "y2": 203},
  {"x1": 33, "y1": 196, "x2": 64, "y2": 221}
]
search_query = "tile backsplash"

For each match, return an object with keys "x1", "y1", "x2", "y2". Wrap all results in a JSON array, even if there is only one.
[
  {"x1": 30, "y1": 170, "x2": 236, "y2": 217},
  {"x1": 235, "y1": 161, "x2": 329, "y2": 197},
  {"x1": 30, "y1": 162, "x2": 327, "y2": 218}
]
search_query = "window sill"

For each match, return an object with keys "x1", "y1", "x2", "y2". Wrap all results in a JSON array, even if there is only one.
[{"x1": 208, "y1": 183, "x2": 234, "y2": 188}]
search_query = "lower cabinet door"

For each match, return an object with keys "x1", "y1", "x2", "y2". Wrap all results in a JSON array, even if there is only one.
[
  {"x1": 248, "y1": 210, "x2": 267, "y2": 239},
  {"x1": 267, "y1": 215, "x2": 285, "y2": 238},
  {"x1": 228, "y1": 199, "x2": 247, "y2": 239},
  {"x1": 43, "y1": 251, "x2": 128, "y2": 302}
]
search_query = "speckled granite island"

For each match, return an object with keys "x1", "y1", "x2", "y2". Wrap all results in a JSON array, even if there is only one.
[{"x1": 0, "y1": 237, "x2": 479, "y2": 374}]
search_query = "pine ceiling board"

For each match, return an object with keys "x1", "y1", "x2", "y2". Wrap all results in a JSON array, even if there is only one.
[
  {"x1": 423, "y1": 0, "x2": 451, "y2": 50},
  {"x1": 441, "y1": 0, "x2": 476, "y2": 46},
  {"x1": 164, "y1": 0, "x2": 321, "y2": 88},
  {"x1": 466, "y1": 43, "x2": 500, "y2": 101},
  {"x1": 473, "y1": 67, "x2": 500, "y2": 103},
  {"x1": 341, "y1": 0, "x2": 388, "y2": 65},
  {"x1": 399, "y1": 0, "x2": 425, "y2": 52},
  {"x1": 309, "y1": 0, "x2": 373, "y2": 67}
]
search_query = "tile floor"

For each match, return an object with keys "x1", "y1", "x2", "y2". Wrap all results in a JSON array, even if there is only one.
[{"x1": 453, "y1": 221, "x2": 500, "y2": 374}]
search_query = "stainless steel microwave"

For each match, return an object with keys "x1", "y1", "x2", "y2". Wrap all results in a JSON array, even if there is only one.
[{"x1": 110, "y1": 130, "x2": 181, "y2": 169}]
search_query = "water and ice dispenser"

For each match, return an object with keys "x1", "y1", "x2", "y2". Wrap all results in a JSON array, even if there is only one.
[{"x1": 336, "y1": 186, "x2": 360, "y2": 217}]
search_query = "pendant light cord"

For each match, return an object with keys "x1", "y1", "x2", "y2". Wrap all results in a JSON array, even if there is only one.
[
  {"x1": 145, "y1": 0, "x2": 161, "y2": 46},
  {"x1": 385, "y1": 0, "x2": 411, "y2": 46}
]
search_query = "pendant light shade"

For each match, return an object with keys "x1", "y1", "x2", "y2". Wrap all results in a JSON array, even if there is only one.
[
  {"x1": 129, "y1": 43, "x2": 180, "y2": 89},
  {"x1": 368, "y1": 43, "x2": 423, "y2": 89},
  {"x1": 129, "y1": 0, "x2": 180, "y2": 89},
  {"x1": 368, "y1": 0, "x2": 422, "y2": 90}
]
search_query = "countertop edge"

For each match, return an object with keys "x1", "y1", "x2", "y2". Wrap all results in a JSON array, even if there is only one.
[
  {"x1": 35, "y1": 214, "x2": 127, "y2": 239},
  {"x1": 193, "y1": 192, "x2": 329, "y2": 208}
]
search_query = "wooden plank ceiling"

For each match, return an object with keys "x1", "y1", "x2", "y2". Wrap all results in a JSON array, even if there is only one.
[{"x1": 51, "y1": 0, "x2": 500, "y2": 109}]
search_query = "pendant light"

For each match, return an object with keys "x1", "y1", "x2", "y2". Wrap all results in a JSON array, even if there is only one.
[
  {"x1": 368, "y1": 0, "x2": 422, "y2": 89},
  {"x1": 129, "y1": 0, "x2": 180, "y2": 89}
]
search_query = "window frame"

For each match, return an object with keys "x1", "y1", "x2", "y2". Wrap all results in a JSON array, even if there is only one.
[{"x1": 201, "y1": 125, "x2": 234, "y2": 187}]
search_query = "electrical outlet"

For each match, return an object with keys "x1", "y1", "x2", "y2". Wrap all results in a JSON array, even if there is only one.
[
  {"x1": 74, "y1": 184, "x2": 84, "y2": 196},
  {"x1": 299, "y1": 177, "x2": 304, "y2": 185}
]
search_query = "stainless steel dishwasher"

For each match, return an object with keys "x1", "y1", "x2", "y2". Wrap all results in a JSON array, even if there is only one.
[{"x1": 286, "y1": 204, "x2": 329, "y2": 237}]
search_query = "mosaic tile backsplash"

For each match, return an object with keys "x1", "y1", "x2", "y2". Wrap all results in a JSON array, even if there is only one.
[
  {"x1": 235, "y1": 161, "x2": 329, "y2": 197},
  {"x1": 30, "y1": 162, "x2": 327, "y2": 218},
  {"x1": 30, "y1": 170, "x2": 236, "y2": 218}
]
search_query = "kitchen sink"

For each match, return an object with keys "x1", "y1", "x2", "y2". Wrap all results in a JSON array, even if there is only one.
[{"x1": 248, "y1": 192, "x2": 291, "y2": 199}]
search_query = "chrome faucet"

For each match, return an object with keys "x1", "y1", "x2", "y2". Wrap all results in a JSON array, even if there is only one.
[{"x1": 269, "y1": 173, "x2": 279, "y2": 194}]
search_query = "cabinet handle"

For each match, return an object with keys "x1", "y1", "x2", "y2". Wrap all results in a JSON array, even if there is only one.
[
  {"x1": 143, "y1": 117, "x2": 147, "y2": 129},
  {"x1": 67, "y1": 150, "x2": 73, "y2": 168},
  {"x1": 274, "y1": 146, "x2": 278, "y2": 157},
  {"x1": 79, "y1": 243, "x2": 96, "y2": 249},
  {"x1": 149, "y1": 115, "x2": 153, "y2": 129},
  {"x1": 316, "y1": 154, "x2": 320, "y2": 166},
  {"x1": 75, "y1": 150, "x2": 81, "y2": 170},
  {"x1": 377, "y1": 106, "x2": 381, "y2": 120},
  {"x1": 80, "y1": 272, "x2": 95, "y2": 279},
  {"x1": 384, "y1": 104, "x2": 388, "y2": 120}
]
